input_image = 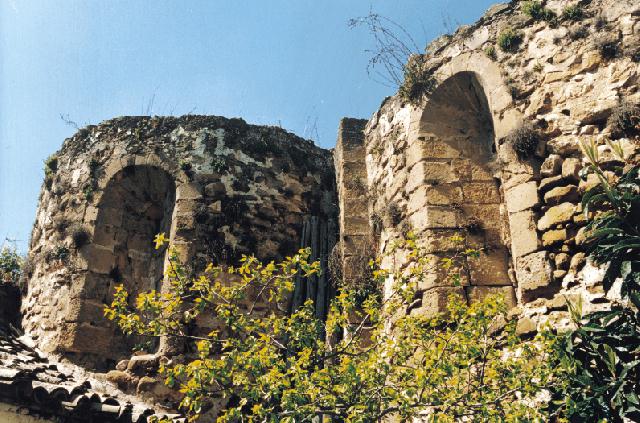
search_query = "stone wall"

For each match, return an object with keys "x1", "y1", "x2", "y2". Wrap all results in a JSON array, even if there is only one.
[
  {"x1": 337, "y1": 0, "x2": 640, "y2": 330},
  {"x1": 23, "y1": 115, "x2": 337, "y2": 368}
]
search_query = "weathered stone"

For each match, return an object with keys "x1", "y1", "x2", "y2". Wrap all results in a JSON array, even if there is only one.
[
  {"x1": 540, "y1": 154, "x2": 562, "y2": 177},
  {"x1": 505, "y1": 181, "x2": 539, "y2": 213},
  {"x1": 106, "y1": 370, "x2": 133, "y2": 390},
  {"x1": 542, "y1": 228, "x2": 568, "y2": 246},
  {"x1": 569, "y1": 252, "x2": 587, "y2": 273},
  {"x1": 554, "y1": 253, "x2": 570, "y2": 270},
  {"x1": 561, "y1": 158, "x2": 581, "y2": 182},
  {"x1": 543, "y1": 185, "x2": 579, "y2": 205},
  {"x1": 539, "y1": 175, "x2": 565, "y2": 193},
  {"x1": 575, "y1": 227, "x2": 589, "y2": 246},
  {"x1": 516, "y1": 317, "x2": 538, "y2": 336},
  {"x1": 553, "y1": 269, "x2": 567, "y2": 280},
  {"x1": 508, "y1": 210, "x2": 540, "y2": 258},
  {"x1": 412, "y1": 287, "x2": 465, "y2": 318},
  {"x1": 409, "y1": 206, "x2": 460, "y2": 231},
  {"x1": 467, "y1": 250, "x2": 512, "y2": 286},
  {"x1": 516, "y1": 251, "x2": 555, "y2": 302},
  {"x1": 127, "y1": 354, "x2": 159, "y2": 375},
  {"x1": 462, "y1": 182, "x2": 501, "y2": 204},
  {"x1": 537, "y1": 202, "x2": 576, "y2": 231},
  {"x1": 547, "y1": 136, "x2": 581, "y2": 156},
  {"x1": 579, "y1": 172, "x2": 601, "y2": 193},
  {"x1": 466, "y1": 286, "x2": 517, "y2": 309}
]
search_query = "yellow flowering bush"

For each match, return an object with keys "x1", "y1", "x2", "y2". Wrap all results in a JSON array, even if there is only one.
[{"x1": 105, "y1": 234, "x2": 560, "y2": 422}]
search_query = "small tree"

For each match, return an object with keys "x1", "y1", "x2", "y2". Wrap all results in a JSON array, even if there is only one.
[
  {"x1": 106, "y1": 234, "x2": 559, "y2": 422},
  {"x1": 0, "y1": 244, "x2": 23, "y2": 286}
]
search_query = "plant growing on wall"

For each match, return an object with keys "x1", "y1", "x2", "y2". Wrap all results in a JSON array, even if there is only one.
[
  {"x1": 550, "y1": 140, "x2": 640, "y2": 422},
  {"x1": 106, "y1": 234, "x2": 560, "y2": 422},
  {"x1": 348, "y1": 12, "x2": 422, "y2": 88},
  {"x1": 0, "y1": 245, "x2": 23, "y2": 285}
]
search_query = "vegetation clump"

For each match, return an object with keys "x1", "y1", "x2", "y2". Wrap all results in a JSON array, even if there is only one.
[
  {"x1": 0, "y1": 245, "x2": 23, "y2": 285},
  {"x1": 69, "y1": 224, "x2": 90, "y2": 248},
  {"x1": 484, "y1": 45, "x2": 497, "y2": 60},
  {"x1": 607, "y1": 101, "x2": 640, "y2": 139},
  {"x1": 522, "y1": 1, "x2": 556, "y2": 22},
  {"x1": 550, "y1": 140, "x2": 640, "y2": 421},
  {"x1": 44, "y1": 154, "x2": 59, "y2": 189},
  {"x1": 497, "y1": 27, "x2": 523, "y2": 52},
  {"x1": 106, "y1": 234, "x2": 560, "y2": 422},
  {"x1": 47, "y1": 245, "x2": 69, "y2": 263},
  {"x1": 595, "y1": 35, "x2": 619, "y2": 60},
  {"x1": 505, "y1": 123, "x2": 540, "y2": 159},
  {"x1": 562, "y1": 4, "x2": 584, "y2": 21},
  {"x1": 398, "y1": 54, "x2": 436, "y2": 104}
]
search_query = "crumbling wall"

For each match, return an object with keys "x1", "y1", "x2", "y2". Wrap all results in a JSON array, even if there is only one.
[
  {"x1": 338, "y1": 0, "x2": 640, "y2": 331},
  {"x1": 23, "y1": 115, "x2": 337, "y2": 368}
]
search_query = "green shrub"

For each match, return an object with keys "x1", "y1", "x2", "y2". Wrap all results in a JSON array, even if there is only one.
[
  {"x1": 551, "y1": 152, "x2": 640, "y2": 421},
  {"x1": 82, "y1": 184, "x2": 95, "y2": 201},
  {"x1": 47, "y1": 245, "x2": 69, "y2": 263},
  {"x1": 0, "y1": 246, "x2": 22, "y2": 285},
  {"x1": 579, "y1": 144, "x2": 639, "y2": 295},
  {"x1": 497, "y1": 27, "x2": 523, "y2": 52},
  {"x1": 562, "y1": 4, "x2": 583, "y2": 21},
  {"x1": 522, "y1": 1, "x2": 556, "y2": 21},
  {"x1": 44, "y1": 154, "x2": 59, "y2": 190},
  {"x1": 554, "y1": 302, "x2": 640, "y2": 421},
  {"x1": 505, "y1": 124, "x2": 539, "y2": 159},
  {"x1": 607, "y1": 101, "x2": 640, "y2": 139},
  {"x1": 484, "y1": 45, "x2": 497, "y2": 60},
  {"x1": 44, "y1": 154, "x2": 58, "y2": 174},
  {"x1": 398, "y1": 54, "x2": 436, "y2": 104},
  {"x1": 106, "y1": 234, "x2": 559, "y2": 421}
]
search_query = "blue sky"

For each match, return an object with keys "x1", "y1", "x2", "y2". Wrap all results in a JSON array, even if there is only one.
[{"x1": 0, "y1": 0, "x2": 496, "y2": 252}]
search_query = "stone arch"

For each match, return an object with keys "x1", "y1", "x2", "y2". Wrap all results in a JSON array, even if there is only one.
[
  {"x1": 406, "y1": 69, "x2": 516, "y2": 308},
  {"x1": 69, "y1": 164, "x2": 177, "y2": 366}
]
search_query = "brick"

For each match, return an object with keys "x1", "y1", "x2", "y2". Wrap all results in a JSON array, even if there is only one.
[
  {"x1": 406, "y1": 161, "x2": 457, "y2": 193},
  {"x1": 509, "y1": 210, "x2": 539, "y2": 257},
  {"x1": 505, "y1": 181, "x2": 539, "y2": 213},
  {"x1": 466, "y1": 286, "x2": 516, "y2": 309},
  {"x1": 468, "y1": 249, "x2": 512, "y2": 286},
  {"x1": 409, "y1": 206, "x2": 460, "y2": 231},
  {"x1": 516, "y1": 251, "x2": 555, "y2": 303},
  {"x1": 462, "y1": 182, "x2": 501, "y2": 204}
]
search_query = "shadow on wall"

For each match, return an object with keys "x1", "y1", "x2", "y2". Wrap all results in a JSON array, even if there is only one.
[
  {"x1": 68, "y1": 165, "x2": 176, "y2": 368},
  {"x1": 412, "y1": 71, "x2": 516, "y2": 305}
]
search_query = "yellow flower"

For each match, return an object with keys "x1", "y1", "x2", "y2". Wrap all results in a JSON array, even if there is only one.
[{"x1": 153, "y1": 232, "x2": 167, "y2": 249}]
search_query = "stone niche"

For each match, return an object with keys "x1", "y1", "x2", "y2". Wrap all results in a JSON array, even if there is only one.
[
  {"x1": 351, "y1": 0, "x2": 640, "y2": 327},
  {"x1": 408, "y1": 71, "x2": 515, "y2": 307},
  {"x1": 22, "y1": 115, "x2": 337, "y2": 369}
]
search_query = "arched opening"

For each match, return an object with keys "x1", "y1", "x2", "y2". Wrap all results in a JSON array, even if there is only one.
[
  {"x1": 81, "y1": 165, "x2": 176, "y2": 365},
  {"x1": 414, "y1": 71, "x2": 514, "y2": 302}
]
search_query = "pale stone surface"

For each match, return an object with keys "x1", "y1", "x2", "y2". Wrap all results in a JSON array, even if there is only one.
[
  {"x1": 541, "y1": 154, "x2": 562, "y2": 177},
  {"x1": 516, "y1": 251, "x2": 554, "y2": 302},
  {"x1": 544, "y1": 185, "x2": 579, "y2": 205},
  {"x1": 542, "y1": 228, "x2": 568, "y2": 246},
  {"x1": 537, "y1": 202, "x2": 576, "y2": 231},
  {"x1": 561, "y1": 158, "x2": 581, "y2": 182},
  {"x1": 508, "y1": 210, "x2": 540, "y2": 258},
  {"x1": 505, "y1": 182, "x2": 539, "y2": 213}
]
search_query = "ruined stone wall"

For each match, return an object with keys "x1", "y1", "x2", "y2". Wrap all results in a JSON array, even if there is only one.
[
  {"x1": 338, "y1": 0, "x2": 640, "y2": 331},
  {"x1": 23, "y1": 115, "x2": 337, "y2": 368}
]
